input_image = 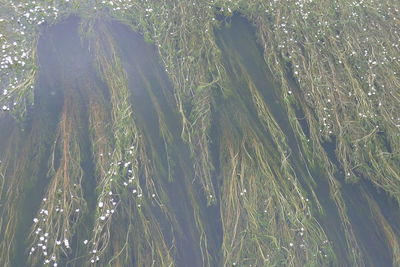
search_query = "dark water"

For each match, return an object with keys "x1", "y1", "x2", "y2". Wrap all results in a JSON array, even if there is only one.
[{"x1": 1, "y1": 14, "x2": 399, "y2": 267}]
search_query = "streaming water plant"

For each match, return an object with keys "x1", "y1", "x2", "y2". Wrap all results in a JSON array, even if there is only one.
[{"x1": 0, "y1": 0, "x2": 399, "y2": 266}]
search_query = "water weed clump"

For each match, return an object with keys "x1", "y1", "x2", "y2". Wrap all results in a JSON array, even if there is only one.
[
  {"x1": 28, "y1": 88, "x2": 88, "y2": 266},
  {"x1": 0, "y1": 1, "x2": 399, "y2": 267},
  {"x1": 81, "y1": 20, "x2": 176, "y2": 266}
]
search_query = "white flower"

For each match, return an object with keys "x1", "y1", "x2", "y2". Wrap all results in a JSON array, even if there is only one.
[{"x1": 98, "y1": 201, "x2": 104, "y2": 208}]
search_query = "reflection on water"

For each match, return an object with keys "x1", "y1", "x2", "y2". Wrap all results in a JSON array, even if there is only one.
[{"x1": 0, "y1": 14, "x2": 399, "y2": 267}]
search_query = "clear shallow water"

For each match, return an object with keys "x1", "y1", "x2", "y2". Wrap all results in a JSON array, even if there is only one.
[
  {"x1": 0, "y1": 14, "x2": 399, "y2": 267},
  {"x1": 216, "y1": 15, "x2": 400, "y2": 267}
]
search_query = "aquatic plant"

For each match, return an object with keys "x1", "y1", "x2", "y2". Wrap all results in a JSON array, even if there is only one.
[
  {"x1": 0, "y1": 0, "x2": 399, "y2": 266},
  {"x1": 83, "y1": 20, "x2": 175, "y2": 266}
]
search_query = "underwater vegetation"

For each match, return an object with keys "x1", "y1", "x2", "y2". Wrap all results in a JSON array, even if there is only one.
[{"x1": 0, "y1": 0, "x2": 399, "y2": 266}]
